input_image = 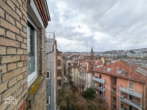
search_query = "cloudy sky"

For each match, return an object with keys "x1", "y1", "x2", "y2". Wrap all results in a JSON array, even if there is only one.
[{"x1": 46, "y1": 0, "x2": 147, "y2": 52}]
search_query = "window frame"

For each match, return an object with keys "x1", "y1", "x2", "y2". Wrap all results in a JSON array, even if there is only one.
[
  {"x1": 112, "y1": 96, "x2": 116, "y2": 102},
  {"x1": 46, "y1": 71, "x2": 50, "y2": 79},
  {"x1": 112, "y1": 88, "x2": 116, "y2": 93},
  {"x1": 129, "y1": 82, "x2": 134, "y2": 90},
  {"x1": 27, "y1": 17, "x2": 38, "y2": 87},
  {"x1": 47, "y1": 97, "x2": 48, "y2": 105},
  {"x1": 57, "y1": 70, "x2": 61, "y2": 76},
  {"x1": 99, "y1": 74, "x2": 101, "y2": 78},
  {"x1": 112, "y1": 77, "x2": 116, "y2": 85},
  {"x1": 57, "y1": 80, "x2": 61, "y2": 86},
  {"x1": 47, "y1": 96, "x2": 50, "y2": 105},
  {"x1": 113, "y1": 104, "x2": 116, "y2": 110},
  {"x1": 49, "y1": 96, "x2": 50, "y2": 105}
]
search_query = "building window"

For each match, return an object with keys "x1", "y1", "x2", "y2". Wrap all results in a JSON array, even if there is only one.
[
  {"x1": 46, "y1": 71, "x2": 50, "y2": 79},
  {"x1": 129, "y1": 106, "x2": 132, "y2": 110},
  {"x1": 68, "y1": 63, "x2": 71, "y2": 66},
  {"x1": 27, "y1": 23, "x2": 35, "y2": 74},
  {"x1": 113, "y1": 96, "x2": 116, "y2": 102},
  {"x1": 57, "y1": 80, "x2": 61, "y2": 86},
  {"x1": 49, "y1": 96, "x2": 50, "y2": 105},
  {"x1": 99, "y1": 91, "x2": 102, "y2": 95},
  {"x1": 113, "y1": 104, "x2": 116, "y2": 110},
  {"x1": 47, "y1": 97, "x2": 48, "y2": 104},
  {"x1": 47, "y1": 96, "x2": 50, "y2": 105},
  {"x1": 112, "y1": 77, "x2": 116, "y2": 85},
  {"x1": 129, "y1": 82, "x2": 133, "y2": 89},
  {"x1": 112, "y1": 88, "x2": 116, "y2": 93},
  {"x1": 99, "y1": 74, "x2": 101, "y2": 78},
  {"x1": 58, "y1": 60, "x2": 61, "y2": 66},
  {"x1": 27, "y1": 21, "x2": 38, "y2": 87},
  {"x1": 129, "y1": 95, "x2": 132, "y2": 100},
  {"x1": 58, "y1": 70, "x2": 61, "y2": 76}
]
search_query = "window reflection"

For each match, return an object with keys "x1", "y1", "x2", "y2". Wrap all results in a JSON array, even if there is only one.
[{"x1": 27, "y1": 23, "x2": 35, "y2": 74}]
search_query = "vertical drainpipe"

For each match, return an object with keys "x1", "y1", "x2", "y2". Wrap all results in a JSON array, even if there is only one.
[{"x1": 54, "y1": 44, "x2": 57, "y2": 110}]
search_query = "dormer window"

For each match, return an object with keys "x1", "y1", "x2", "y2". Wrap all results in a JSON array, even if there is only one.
[
  {"x1": 103, "y1": 68, "x2": 107, "y2": 71},
  {"x1": 107, "y1": 68, "x2": 111, "y2": 72},
  {"x1": 117, "y1": 69, "x2": 121, "y2": 74},
  {"x1": 121, "y1": 70, "x2": 126, "y2": 75}
]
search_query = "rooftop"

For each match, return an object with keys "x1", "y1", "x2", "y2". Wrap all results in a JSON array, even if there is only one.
[{"x1": 93, "y1": 60, "x2": 147, "y2": 83}]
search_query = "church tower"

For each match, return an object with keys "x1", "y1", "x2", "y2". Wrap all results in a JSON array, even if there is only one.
[{"x1": 91, "y1": 47, "x2": 94, "y2": 59}]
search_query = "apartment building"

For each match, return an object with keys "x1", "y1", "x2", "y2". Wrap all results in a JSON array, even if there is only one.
[
  {"x1": 46, "y1": 33, "x2": 57, "y2": 110},
  {"x1": 56, "y1": 50, "x2": 64, "y2": 97},
  {"x1": 71, "y1": 61, "x2": 79, "y2": 87},
  {"x1": 78, "y1": 59, "x2": 104, "y2": 90},
  {"x1": 0, "y1": 0, "x2": 50, "y2": 110},
  {"x1": 78, "y1": 60, "x2": 93, "y2": 91},
  {"x1": 93, "y1": 60, "x2": 147, "y2": 110}
]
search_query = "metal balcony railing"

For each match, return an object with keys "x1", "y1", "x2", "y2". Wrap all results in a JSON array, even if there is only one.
[
  {"x1": 120, "y1": 97, "x2": 142, "y2": 110},
  {"x1": 97, "y1": 94, "x2": 105, "y2": 100},
  {"x1": 119, "y1": 108, "x2": 126, "y2": 110},
  {"x1": 46, "y1": 32, "x2": 55, "y2": 40},
  {"x1": 93, "y1": 85, "x2": 105, "y2": 92},
  {"x1": 93, "y1": 76, "x2": 105, "y2": 84},
  {"x1": 119, "y1": 86, "x2": 142, "y2": 99}
]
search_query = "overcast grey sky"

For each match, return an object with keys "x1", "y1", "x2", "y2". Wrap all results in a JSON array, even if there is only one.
[{"x1": 46, "y1": 0, "x2": 147, "y2": 52}]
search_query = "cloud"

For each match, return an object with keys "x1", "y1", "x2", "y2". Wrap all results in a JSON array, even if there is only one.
[{"x1": 46, "y1": 0, "x2": 147, "y2": 52}]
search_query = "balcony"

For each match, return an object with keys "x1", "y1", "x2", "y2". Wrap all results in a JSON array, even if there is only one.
[
  {"x1": 57, "y1": 86, "x2": 61, "y2": 89},
  {"x1": 119, "y1": 86, "x2": 142, "y2": 98},
  {"x1": 120, "y1": 97, "x2": 142, "y2": 110},
  {"x1": 93, "y1": 76, "x2": 105, "y2": 84},
  {"x1": 57, "y1": 56, "x2": 62, "y2": 59},
  {"x1": 57, "y1": 66, "x2": 62, "y2": 70},
  {"x1": 57, "y1": 76, "x2": 61, "y2": 80},
  {"x1": 97, "y1": 94, "x2": 105, "y2": 100},
  {"x1": 93, "y1": 86, "x2": 105, "y2": 92},
  {"x1": 119, "y1": 108, "x2": 126, "y2": 110}
]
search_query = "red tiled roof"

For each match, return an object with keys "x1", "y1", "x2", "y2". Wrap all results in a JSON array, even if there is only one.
[{"x1": 93, "y1": 61, "x2": 147, "y2": 83}]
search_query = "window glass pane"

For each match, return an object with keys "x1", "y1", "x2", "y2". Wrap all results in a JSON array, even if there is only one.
[
  {"x1": 57, "y1": 80, "x2": 61, "y2": 86},
  {"x1": 129, "y1": 82, "x2": 133, "y2": 89},
  {"x1": 58, "y1": 60, "x2": 61, "y2": 66},
  {"x1": 47, "y1": 72, "x2": 49, "y2": 78},
  {"x1": 27, "y1": 23, "x2": 35, "y2": 74},
  {"x1": 58, "y1": 70, "x2": 61, "y2": 76},
  {"x1": 47, "y1": 98, "x2": 48, "y2": 104}
]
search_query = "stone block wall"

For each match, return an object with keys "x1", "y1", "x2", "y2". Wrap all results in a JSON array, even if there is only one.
[{"x1": 0, "y1": 0, "x2": 28, "y2": 110}]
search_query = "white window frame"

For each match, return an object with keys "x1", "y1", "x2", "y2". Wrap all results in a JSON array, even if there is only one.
[
  {"x1": 129, "y1": 82, "x2": 134, "y2": 90},
  {"x1": 27, "y1": 18, "x2": 38, "y2": 87},
  {"x1": 46, "y1": 96, "x2": 50, "y2": 105},
  {"x1": 49, "y1": 96, "x2": 50, "y2": 105},
  {"x1": 47, "y1": 96, "x2": 50, "y2": 105},
  {"x1": 46, "y1": 71, "x2": 50, "y2": 79}
]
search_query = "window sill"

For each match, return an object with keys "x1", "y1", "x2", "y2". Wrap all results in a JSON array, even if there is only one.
[{"x1": 27, "y1": 76, "x2": 45, "y2": 109}]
